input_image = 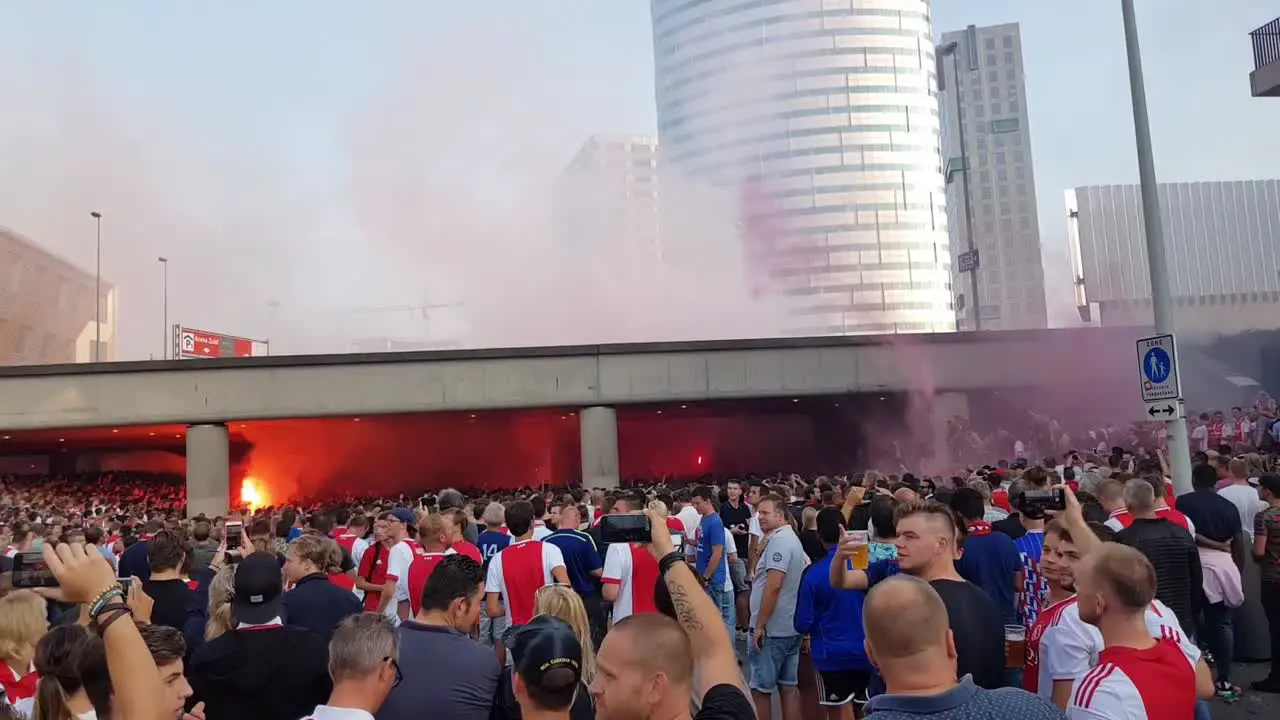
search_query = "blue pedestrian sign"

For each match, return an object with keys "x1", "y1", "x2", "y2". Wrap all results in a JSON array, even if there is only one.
[{"x1": 1137, "y1": 334, "x2": 1180, "y2": 403}]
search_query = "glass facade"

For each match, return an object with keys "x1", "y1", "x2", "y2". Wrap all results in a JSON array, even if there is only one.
[{"x1": 650, "y1": 0, "x2": 955, "y2": 336}]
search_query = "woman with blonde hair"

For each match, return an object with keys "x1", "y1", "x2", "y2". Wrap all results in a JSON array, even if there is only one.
[
  {"x1": 205, "y1": 564, "x2": 237, "y2": 641},
  {"x1": 0, "y1": 590, "x2": 48, "y2": 707},
  {"x1": 491, "y1": 584, "x2": 596, "y2": 719},
  {"x1": 533, "y1": 584, "x2": 596, "y2": 684}
]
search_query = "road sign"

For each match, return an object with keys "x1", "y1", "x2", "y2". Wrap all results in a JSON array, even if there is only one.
[
  {"x1": 958, "y1": 249, "x2": 980, "y2": 273},
  {"x1": 1137, "y1": 333, "x2": 1181, "y2": 403},
  {"x1": 1144, "y1": 401, "x2": 1183, "y2": 420}
]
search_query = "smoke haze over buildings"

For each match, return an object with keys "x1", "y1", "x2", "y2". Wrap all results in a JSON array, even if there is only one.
[{"x1": 0, "y1": 2, "x2": 802, "y2": 361}]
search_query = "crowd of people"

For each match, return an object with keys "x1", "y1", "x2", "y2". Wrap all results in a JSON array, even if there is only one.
[{"x1": 0, "y1": 405, "x2": 1277, "y2": 719}]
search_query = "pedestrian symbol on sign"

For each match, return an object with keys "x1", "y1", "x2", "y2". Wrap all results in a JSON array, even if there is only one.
[{"x1": 1143, "y1": 347, "x2": 1171, "y2": 384}]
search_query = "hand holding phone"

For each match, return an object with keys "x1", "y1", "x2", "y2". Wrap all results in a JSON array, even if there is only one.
[
  {"x1": 600, "y1": 514, "x2": 651, "y2": 544},
  {"x1": 12, "y1": 551, "x2": 58, "y2": 588}
]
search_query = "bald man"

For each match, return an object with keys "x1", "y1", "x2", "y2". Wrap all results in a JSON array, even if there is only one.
[{"x1": 861, "y1": 576, "x2": 1064, "y2": 719}]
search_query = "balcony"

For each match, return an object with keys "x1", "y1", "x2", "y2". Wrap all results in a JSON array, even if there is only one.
[{"x1": 1251, "y1": 17, "x2": 1280, "y2": 97}]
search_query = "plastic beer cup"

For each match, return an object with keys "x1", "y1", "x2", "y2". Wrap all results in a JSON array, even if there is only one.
[
  {"x1": 846, "y1": 530, "x2": 870, "y2": 570},
  {"x1": 1004, "y1": 625, "x2": 1027, "y2": 668}
]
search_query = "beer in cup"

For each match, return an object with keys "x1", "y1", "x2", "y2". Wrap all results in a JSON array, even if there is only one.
[
  {"x1": 1004, "y1": 625, "x2": 1027, "y2": 668},
  {"x1": 845, "y1": 530, "x2": 870, "y2": 570}
]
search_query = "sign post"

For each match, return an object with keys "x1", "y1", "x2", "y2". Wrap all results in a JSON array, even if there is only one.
[{"x1": 1136, "y1": 334, "x2": 1187, "y2": 424}]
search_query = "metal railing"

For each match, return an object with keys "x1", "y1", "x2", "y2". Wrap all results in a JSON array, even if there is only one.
[{"x1": 1252, "y1": 17, "x2": 1280, "y2": 70}]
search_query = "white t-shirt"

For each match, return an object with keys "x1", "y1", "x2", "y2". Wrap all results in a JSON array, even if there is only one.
[
  {"x1": 1190, "y1": 424, "x2": 1209, "y2": 452},
  {"x1": 676, "y1": 506, "x2": 701, "y2": 538},
  {"x1": 602, "y1": 543, "x2": 657, "y2": 623},
  {"x1": 1030, "y1": 597, "x2": 1198, "y2": 701},
  {"x1": 532, "y1": 522, "x2": 553, "y2": 541},
  {"x1": 384, "y1": 540, "x2": 415, "y2": 624},
  {"x1": 484, "y1": 539, "x2": 566, "y2": 627},
  {"x1": 1218, "y1": 483, "x2": 1267, "y2": 541},
  {"x1": 301, "y1": 706, "x2": 375, "y2": 720}
]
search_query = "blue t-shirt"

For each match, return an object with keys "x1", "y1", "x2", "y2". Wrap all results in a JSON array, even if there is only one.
[
  {"x1": 865, "y1": 675, "x2": 1065, "y2": 719},
  {"x1": 955, "y1": 530, "x2": 1023, "y2": 625},
  {"x1": 477, "y1": 530, "x2": 512, "y2": 565},
  {"x1": 546, "y1": 529, "x2": 603, "y2": 595},
  {"x1": 696, "y1": 513, "x2": 729, "y2": 586},
  {"x1": 287, "y1": 527, "x2": 303, "y2": 542}
]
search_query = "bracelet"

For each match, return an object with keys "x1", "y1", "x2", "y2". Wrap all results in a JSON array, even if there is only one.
[
  {"x1": 94, "y1": 607, "x2": 134, "y2": 636},
  {"x1": 658, "y1": 551, "x2": 685, "y2": 577},
  {"x1": 89, "y1": 587, "x2": 125, "y2": 618},
  {"x1": 92, "y1": 601, "x2": 131, "y2": 623}
]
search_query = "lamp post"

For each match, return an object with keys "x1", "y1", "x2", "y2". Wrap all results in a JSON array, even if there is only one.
[
  {"x1": 158, "y1": 257, "x2": 169, "y2": 359},
  {"x1": 89, "y1": 211, "x2": 102, "y2": 361},
  {"x1": 937, "y1": 41, "x2": 981, "y2": 331},
  {"x1": 1120, "y1": 0, "x2": 1192, "y2": 495}
]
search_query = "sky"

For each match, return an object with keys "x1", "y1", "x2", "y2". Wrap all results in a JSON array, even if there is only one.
[{"x1": 0, "y1": 1, "x2": 1276, "y2": 360}]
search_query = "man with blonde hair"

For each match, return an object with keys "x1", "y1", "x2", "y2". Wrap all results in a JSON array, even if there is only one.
[
  {"x1": 1068, "y1": 544, "x2": 1213, "y2": 719},
  {"x1": 833, "y1": 500, "x2": 1005, "y2": 689},
  {"x1": 861, "y1": 576, "x2": 1063, "y2": 718}
]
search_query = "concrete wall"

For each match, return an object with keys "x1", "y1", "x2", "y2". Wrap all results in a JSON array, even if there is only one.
[{"x1": 0, "y1": 330, "x2": 1143, "y2": 431}]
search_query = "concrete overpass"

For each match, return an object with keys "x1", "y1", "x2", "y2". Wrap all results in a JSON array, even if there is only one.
[{"x1": 0, "y1": 327, "x2": 1141, "y2": 515}]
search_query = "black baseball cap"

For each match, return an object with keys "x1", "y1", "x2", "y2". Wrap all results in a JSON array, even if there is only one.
[
  {"x1": 232, "y1": 551, "x2": 284, "y2": 625},
  {"x1": 504, "y1": 616, "x2": 582, "y2": 703}
]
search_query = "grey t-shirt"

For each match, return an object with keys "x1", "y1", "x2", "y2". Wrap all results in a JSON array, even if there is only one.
[
  {"x1": 865, "y1": 675, "x2": 1065, "y2": 720},
  {"x1": 748, "y1": 525, "x2": 808, "y2": 637}
]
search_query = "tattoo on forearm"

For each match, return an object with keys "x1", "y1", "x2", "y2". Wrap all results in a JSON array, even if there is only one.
[{"x1": 668, "y1": 580, "x2": 705, "y2": 633}]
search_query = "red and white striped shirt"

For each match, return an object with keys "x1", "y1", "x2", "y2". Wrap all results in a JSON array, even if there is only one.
[
  {"x1": 407, "y1": 551, "x2": 449, "y2": 617},
  {"x1": 1104, "y1": 507, "x2": 1194, "y2": 535},
  {"x1": 601, "y1": 543, "x2": 660, "y2": 623},
  {"x1": 483, "y1": 539, "x2": 565, "y2": 626},
  {"x1": 0, "y1": 662, "x2": 38, "y2": 708},
  {"x1": 1067, "y1": 638, "x2": 1195, "y2": 720}
]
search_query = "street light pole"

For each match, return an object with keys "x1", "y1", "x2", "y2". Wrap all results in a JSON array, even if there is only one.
[
  {"x1": 938, "y1": 42, "x2": 982, "y2": 331},
  {"x1": 159, "y1": 257, "x2": 169, "y2": 359},
  {"x1": 1120, "y1": 0, "x2": 1192, "y2": 495},
  {"x1": 90, "y1": 211, "x2": 102, "y2": 361}
]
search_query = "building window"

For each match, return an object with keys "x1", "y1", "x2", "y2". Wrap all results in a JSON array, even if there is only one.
[
  {"x1": 1014, "y1": 150, "x2": 1026, "y2": 163},
  {"x1": 990, "y1": 86, "x2": 1001, "y2": 99},
  {"x1": 996, "y1": 167, "x2": 1008, "y2": 182},
  {"x1": 1015, "y1": 166, "x2": 1026, "y2": 181},
  {"x1": 1003, "y1": 35, "x2": 1015, "y2": 49},
  {"x1": 986, "y1": 53, "x2": 997, "y2": 67},
  {"x1": 981, "y1": 186, "x2": 993, "y2": 200},
  {"x1": 1008, "y1": 99, "x2": 1020, "y2": 113},
  {"x1": 988, "y1": 70, "x2": 999, "y2": 83},
  {"x1": 985, "y1": 37, "x2": 997, "y2": 51},
  {"x1": 992, "y1": 118, "x2": 1020, "y2": 133},
  {"x1": 990, "y1": 103, "x2": 1001, "y2": 116},
  {"x1": 975, "y1": 104, "x2": 985, "y2": 118},
  {"x1": 1006, "y1": 68, "x2": 1017, "y2": 81},
  {"x1": 1005, "y1": 51, "x2": 1015, "y2": 65}
]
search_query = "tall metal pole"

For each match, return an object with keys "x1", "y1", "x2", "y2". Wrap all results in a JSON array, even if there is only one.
[
  {"x1": 1121, "y1": 0, "x2": 1192, "y2": 495},
  {"x1": 950, "y1": 50, "x2": 981, "y2": 331},
  {"x1": 90, "y1": 211, "x2": 102, "y2": 361},
  {"x1": 159, "y1": 257, "x2": 169, "y2": 359}
]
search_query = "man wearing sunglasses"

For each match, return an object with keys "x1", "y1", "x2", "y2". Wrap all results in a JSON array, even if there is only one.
[{"x1": 301, "y1": 613, "x2": 402, "y2": 720}]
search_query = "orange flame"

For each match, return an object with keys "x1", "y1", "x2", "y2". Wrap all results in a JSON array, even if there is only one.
[{"x1": 241, "y1": 476, "x2": 267, "y2": 511}]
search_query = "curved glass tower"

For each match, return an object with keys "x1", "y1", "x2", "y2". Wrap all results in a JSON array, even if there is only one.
[{"x1": 651, "y1": 0, "x2": 955, "y2": 335}]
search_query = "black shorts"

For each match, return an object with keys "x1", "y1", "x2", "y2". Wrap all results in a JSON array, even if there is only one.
[{"x1": 815, "y1": 668, "x2": 871, "y2": 707}]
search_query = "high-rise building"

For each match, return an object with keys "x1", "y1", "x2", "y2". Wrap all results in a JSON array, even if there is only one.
[
  {"x1": 1066, "y1": 180, "x2": 1280, "y2": 333},
  {"x1": 937, "y1": 23, "x2": 1046, "y2": 331},
  {"x1": 0, "y1": 226, "x2": 117, "y2": 364},
  {"x1": 650, "y1": 0, "x2": 954, "y2": 336},
  {"x1": 553, "y1": 135, "x2": 661, "y2": 264}
]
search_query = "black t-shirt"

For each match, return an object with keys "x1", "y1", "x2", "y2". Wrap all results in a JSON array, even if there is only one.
[
  {"x1": 695, "y1": 684, "x2": 755, "y2": 720},
  {"x1": 144, "y1": 578, "x2": 195, "y2": 634},
  {"x1": 718, "y1": 502, "x2": 752, "y2": 559},
  {"x1": 931, "y1": 579, "x2": 1005, "y2": 690},
  {"x1": 1176, "y1": 490, "x2": 1242, "y2": 543}
]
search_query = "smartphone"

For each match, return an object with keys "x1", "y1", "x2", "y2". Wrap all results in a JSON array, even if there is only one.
[
  {"x1": 12, "y1": 551, "x2": 58, "y2": 588},
  {"x1": 224, "y1": 521, "x2": 244, "y2": 547},
  {"x1": 600, "y1": 514, "x2": 651, "y2": 544},
  {"x1": 117, "y1": 577, "x2": 133, "y2": 593},
  {"x1": 1022, "y1": 489, "x2": 1066, "y2": 512}
]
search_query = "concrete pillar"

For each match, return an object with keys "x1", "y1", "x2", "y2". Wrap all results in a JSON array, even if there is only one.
[
  {"x1": 186, "y1": 423, "x2": 230, "y2": 519},
  {"x1": 579, "y1": 406, "x2": 620, "y2": 489}
]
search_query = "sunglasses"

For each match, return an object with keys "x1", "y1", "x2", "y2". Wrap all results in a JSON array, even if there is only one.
[{"x1": 385, "y1": 656, "x2": 402, "y2": 688}]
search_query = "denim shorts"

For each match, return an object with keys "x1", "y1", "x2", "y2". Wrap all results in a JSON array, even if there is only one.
[
  {"x1": 747, "y1": 634, "x2": 802, "y2": 693},
  {"x1": 480, "y1": 613, "x2": 509, "y2": 646}
]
